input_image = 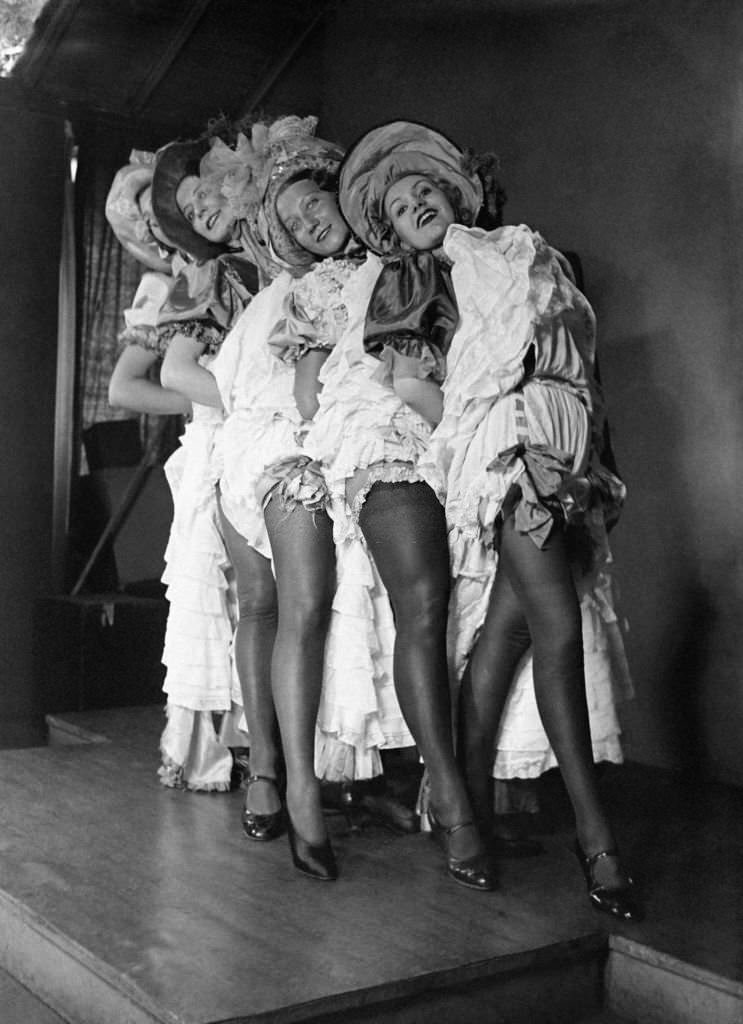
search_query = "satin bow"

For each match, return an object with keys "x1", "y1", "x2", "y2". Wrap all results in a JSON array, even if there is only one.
[{"x1": 487, "y1": 442, "x2": 577, "y2": 548}]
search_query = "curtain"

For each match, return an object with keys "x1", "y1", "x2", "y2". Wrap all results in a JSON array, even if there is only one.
[{"x1": 74, "y1": 120, "x2": 180, "y2": 469}]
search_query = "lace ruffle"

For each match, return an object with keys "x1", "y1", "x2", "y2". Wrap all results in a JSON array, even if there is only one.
[{"x1": 159, "y1": 318, "x2": 225, "y2": 355}]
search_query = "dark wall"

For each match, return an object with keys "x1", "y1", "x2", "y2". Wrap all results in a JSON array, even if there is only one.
[
  {"x1": 0, "y1": 85, "x2": 65, "y2": 746},
  {"x1": 321, "y1": 0, "x2": 743, "y2": 784}
]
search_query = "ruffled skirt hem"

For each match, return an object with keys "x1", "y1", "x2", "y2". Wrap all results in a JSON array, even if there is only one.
[{"x1": 158, "y1": 705, "x2": 235, "y2": 792}]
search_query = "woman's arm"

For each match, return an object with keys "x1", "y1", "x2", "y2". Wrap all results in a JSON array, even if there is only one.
[
  {"x1": 393, "y1": 376, "x2": 444, "y2": 426},
  {"x1": 293, "y1": 349, "x2": 330, "y2": 420},
  {"x1": 160, "y1": 333, "x2": 223, "y2": 409},
  {"x1": 108, "y1": 344, "x2": 192, "y2": 416}
]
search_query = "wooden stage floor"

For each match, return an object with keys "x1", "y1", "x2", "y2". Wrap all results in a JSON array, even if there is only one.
[{"x1": 0, "y1": 706, "x2": 742, "y2": 1023}]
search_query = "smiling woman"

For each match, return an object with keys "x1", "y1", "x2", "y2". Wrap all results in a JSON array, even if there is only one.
[
  {"x1": 152, "y1": 138, "x2": 240, "y2": 263},
  {"x1": 175, "y1": 174, "x2": 238, "y2": 246},
  {"x1": 275, "y1": 177, "x2": 349, "y2": 259},
  {"x1": 383, "y1": 175, "x2": 457, "y2": 252}
]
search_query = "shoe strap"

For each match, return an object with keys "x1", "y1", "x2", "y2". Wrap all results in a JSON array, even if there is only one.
[
  {"x1": 585, "y1": 848, "x2": 619, "y2": 869},
  {"x1": 246, "y1": 774, "x2": 278, "y2": 788},
  {"x1": 442, "y1": 819, "x2": 475, "y2": 838}
]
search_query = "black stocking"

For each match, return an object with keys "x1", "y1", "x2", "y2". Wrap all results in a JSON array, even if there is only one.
[
  {"x1": 264, "y1": 497, "x2": 336, "y2": 846},
  {"x1": 359, "y1": 481, "x2": 479, "y2": 858},
  {"x1": 466, "y1": 514, "x2": 617, "y2": 864},
  {"x1": 218, "y1": 500, "x2": 280, "y2": 815},
  {"x1": 458, "y1": 568, "x2": 531, "y2": 829}
]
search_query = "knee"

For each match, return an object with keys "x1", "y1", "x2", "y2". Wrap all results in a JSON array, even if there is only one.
[
  {"x1": 278, "y1": 581, "x2": 334, "y2": 638},
  {"x1": 235, "y1": 580, "x2": 278, "y2": 625},
  {"x1": 392, "y1": 578, "x2": 450, "y2": 637},
  {"x1": 532, "y1": 607, "x2": 583, "y2": 670}
]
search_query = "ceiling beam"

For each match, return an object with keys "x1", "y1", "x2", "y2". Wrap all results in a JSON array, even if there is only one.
[
  {"x1": 124, "y1": 0, "x2": 213, "y2": 118},
  {"x1": 239, "y1": 2, "x2": 331, "y2": 117}
]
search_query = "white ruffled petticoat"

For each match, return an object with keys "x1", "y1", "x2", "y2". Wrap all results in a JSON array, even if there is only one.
[
  {"x1": 448, "y1": 528, "x2": 632, "y2": 782},
  {"x1": 210, "y1": 268, "x2": 414, "y2": 780},
  {"x1": 430, "y1": 224, "x2": 630, "y2": 773},
  {"x1": 158, "y1": 399, "x2": 246, "y2": 792}
]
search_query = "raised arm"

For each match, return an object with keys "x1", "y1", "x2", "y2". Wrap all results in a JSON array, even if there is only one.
[
  {"x1": 393, "y1": 375, "x2": 444, "y2": 426},
  {"x1": 109, "y1": 343, "x2": 191, "y2": 416},
  {"x1": 160, "y1": 332, "x2": 223, "y2": 410}
]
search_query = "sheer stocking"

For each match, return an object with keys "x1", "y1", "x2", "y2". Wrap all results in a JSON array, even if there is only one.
[
  {"x1": 264, "y1": 497, "x2": 336, "y2": 846},
  {"x1": 359, "y1": 481, "x2": 480, "y2": 859},
  {"x1": 461, "y1": 514, "x2": 621, "y2": 880},
  {"x1": 218, "y1": 500, "x2": 280, "y2": 815}
]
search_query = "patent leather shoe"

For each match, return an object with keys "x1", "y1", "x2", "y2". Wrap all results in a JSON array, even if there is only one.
[
  {"x1": 241, "y1": 775, "x2": 284, "y2": 842},
  {"x1": 428, "y1": 810, "x2": 496, "y2": 892},
  {"x1": 575, "y1": 842, "x2": 644, "y2": 922},
  {"x1": 360, "y1": 790, "x2": 420, "y2": 834},
  {"x1": 286, "y1": 816, "x2": 338, "y2": 881}
]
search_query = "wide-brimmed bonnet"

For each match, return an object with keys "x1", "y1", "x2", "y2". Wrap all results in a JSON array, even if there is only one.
[
  {"x1": 152, "y1": 139, "x2": 232, "y2": 263},
  {"x1": 105, "y1": 151, "x2": 173, "y2": 273},
  {"x1": 339, "y1": 120, "x2": 483, "y2": 255}
]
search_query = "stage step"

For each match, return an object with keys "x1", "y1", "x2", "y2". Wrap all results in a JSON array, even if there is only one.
[
  {"x1": 0, "y1": 882, "x2": 608, "y2": 1024},
  {"x1": 0, "y1": 965, "x2": 68, "y2": 1024},
  {"x1": 2, "y1": 709, "x2": 741, "y2": 1024},
  {"x1": 606, "y1": 936, "x2": 743, "y2": 1024},
  {"x1": 576, "y1": 1012, "x2": 633, "y2": 1024}
]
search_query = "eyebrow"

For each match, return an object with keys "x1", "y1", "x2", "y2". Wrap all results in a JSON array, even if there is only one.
[{"x1": 388, "y1": 178, "x2": 428, "y2": 210}]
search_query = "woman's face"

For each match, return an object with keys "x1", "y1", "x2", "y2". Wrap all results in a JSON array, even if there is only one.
[
  {"x1": 276, "y1": 178, "x2": 350, "y2": 258},
  {"x1": 383, "y1": 174, "x2": 456, "y2": 251},
  {"x1": 138, "y1": 184, "x2": 171, "y2": 249},
  {"x1": 175, "y1": 174, "x2": 237, "y2": 244}
]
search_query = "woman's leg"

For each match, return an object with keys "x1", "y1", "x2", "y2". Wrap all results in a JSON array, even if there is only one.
[
  {"x1": 218, "y1": 501, "x2": 281, "y2": 816},
  {"x1": 264, "y1": 497, "x2": 336, "y2": 846},
  {"x1": 358, "y1": 481, "x2": 480, "y2": 860},
  {"x1": 457, "y1": 570, "x2": 532, "y2": 830},
  {"x1": 498, "y1": 515, "x2": 625, "y2": 885}
]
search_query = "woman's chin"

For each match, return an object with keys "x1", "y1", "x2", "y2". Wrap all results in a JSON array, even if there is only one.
[{"x1": 309, "y1": 229, "x2": 350, "y2": 259}]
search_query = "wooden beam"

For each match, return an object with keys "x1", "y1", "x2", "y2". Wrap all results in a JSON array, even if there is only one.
[
  {"x1": 239, "y1": 2, "x2": 331, "y2": 116},
  {"x1": 125, "y1": 0, "x2": 213, "y2": 117},
  {"x1": 15, "y1": 0, "x2": 82, "y2": 89}
]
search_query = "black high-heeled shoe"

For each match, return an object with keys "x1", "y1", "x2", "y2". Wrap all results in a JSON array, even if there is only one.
[
  {"x1": 286, "y1": 815, "x2": 338, "y2": 881},
  {"x1": 575, "y1": 842, "x2": 644, "y2": 922},
  {"x1": 428, "y1": 810, "x2": 497, "y2": 892},
  {"x1": 242, "y1": 775, "x2": 284, "y2": 842}
]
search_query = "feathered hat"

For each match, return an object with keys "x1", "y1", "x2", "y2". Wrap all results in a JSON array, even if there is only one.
[{"x1": 255, "y1": 115, "x2": 345, "y2": 270}]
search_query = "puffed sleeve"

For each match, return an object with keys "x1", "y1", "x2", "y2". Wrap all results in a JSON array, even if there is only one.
[
  {"x1": 363, "y1": 251, "x2": 458, "y2": 385},
  {"x1": 118, "y1": 271, "x2": 173, "y2": 351},
  {"x1": 267, "y1": 290, "x2": 326, "y2": 365},
  {"x1": 267, "y1": 257, "x2": 358, "y2": 364}
]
